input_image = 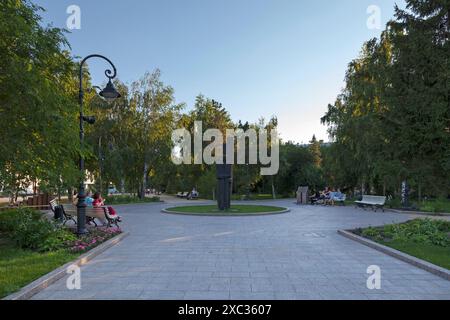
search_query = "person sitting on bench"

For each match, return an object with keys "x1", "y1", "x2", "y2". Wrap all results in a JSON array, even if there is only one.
[
  {"x1": 93, "y1": 193, "x2": 122, "y2": 224},
  {"x1": 187, "y1": 188, "x2": 199, "y2": 200},
  {"x1": 85, "y1": 191, "x2": 94, "y2": 207},
  {"x1": 310, "y1": 191, "x2": 321, "y2": 204}
]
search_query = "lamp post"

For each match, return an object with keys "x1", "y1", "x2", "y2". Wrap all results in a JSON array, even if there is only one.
[
  {"x1": 77, "y1": 54, "x2": 120, "y2": 235},
  {"x1": 98, "y1": 136, "x2": 105, "y2": 196}
]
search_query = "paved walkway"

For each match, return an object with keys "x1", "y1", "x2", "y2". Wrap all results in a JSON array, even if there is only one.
[{"x1": 33, "y1": 200, "x2": 450, "y2": 300}]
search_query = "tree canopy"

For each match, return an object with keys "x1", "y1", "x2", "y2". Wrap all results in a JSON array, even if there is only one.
[
  {"x1": 321, "y1": 0, "x2": 450, "y2": 198},
  {"x1": 1, "y1": 0, "x2": 448, "y2": 203}
]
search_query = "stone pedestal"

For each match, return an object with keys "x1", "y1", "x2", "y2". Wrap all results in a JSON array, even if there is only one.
[
  {"x1": 217, "y1": 144, "x2": 232, "y2": 211},
  {"x1": 296, "y1": 186, "x2": 309, "y2": 205}
]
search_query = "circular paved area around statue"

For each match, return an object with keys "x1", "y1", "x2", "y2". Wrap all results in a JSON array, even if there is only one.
[{"x1": 32, "y1": 199, "x2": 450, "y2": 300}]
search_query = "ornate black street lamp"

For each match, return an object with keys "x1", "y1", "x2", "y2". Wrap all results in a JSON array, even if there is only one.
[{"x1": 77, "y1": 54, "x2": 120, "y2": 235}]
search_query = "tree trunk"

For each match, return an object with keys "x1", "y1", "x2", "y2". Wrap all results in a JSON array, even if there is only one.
[
  {"x1": 68, "y1": 188, "x2": 73, "y2": 202},
  {"x1": 9, "y1": 191, "x2": 14, "y2": 206},
  {"x1": 140, "y1": 161, "x2": 148, "y2": 199}
]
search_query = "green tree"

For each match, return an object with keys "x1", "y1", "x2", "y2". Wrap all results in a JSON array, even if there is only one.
[
  {"x1": 88, "y1": 71, "x2": 183, "y2": 197},
  {"x1": 309, "y1": 135, "x2": 322, "y2": 168},
  {"x1": 0, "y1": 0, "x2": 80, "y2": 202},
  {"x1": 321, "y1": 0, "x2": 450, "y2": 199}
]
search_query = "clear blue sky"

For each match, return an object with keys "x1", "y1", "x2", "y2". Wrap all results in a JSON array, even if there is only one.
[{"x1": 35, "y1": 0, "x2": 405, "y2": 144}]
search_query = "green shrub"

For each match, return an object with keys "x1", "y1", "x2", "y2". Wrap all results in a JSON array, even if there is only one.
[
  {"x1": 361, "y1": 227, "x2": 383, "y2": 241},
  {"x1": 10, "y1": 210, "x2": 52, "y2": 250},
  {"x1": 39, "y1": 228, "x2": 77, "y2": 252},
  {"x1": 0, "y1": 208, "x2": 41, "y2": 234},
  {"x1": 362, "y1": 219, "x2": 450, "y2": 247},
  {"x1": 419, "y1": 198, "x2": 450, "y2": 213},
  {"x1": 1, "y1": 209, "x2": 77, "y2": 252},
  {"x1": 104, "y1": 195, "x2": 160, "y2": 205},
  {"x1": 386, "y1": 197, "x2": 402, "y2": 209}
]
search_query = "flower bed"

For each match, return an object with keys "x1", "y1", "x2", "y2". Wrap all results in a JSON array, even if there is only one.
[{"x1": 69, "y1": 227, "x2": 122, "y2": 253}]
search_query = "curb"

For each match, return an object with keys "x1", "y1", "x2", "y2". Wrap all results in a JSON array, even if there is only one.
[
  {"x1": 112, "y1": 201, "x2": 164, "y2": 207},
  {"x1": 162, "y1": 208, "x2": 291, "y2": 217},
  {"x1": 338, "y1": 229, "x2": 450, "y2": 281},
  {"x1": 3, "y1": 232, "x2": 130, "y2": 300},
  {"x1": 387, "y1": 208, "x2": 450, "y2": 217}
]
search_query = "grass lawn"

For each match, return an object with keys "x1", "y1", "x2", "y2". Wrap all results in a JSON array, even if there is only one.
[
  {"x1": 0, "y1": 239, "x2": 77, "y2": 299},
  {"x1": 380, "y1": 240, "x2": 450, "y2": 270},
  {"x1": 165, "y1": 205, "x2": 287, "y2": 215}
]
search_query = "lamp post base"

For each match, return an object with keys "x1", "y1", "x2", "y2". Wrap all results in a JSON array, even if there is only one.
[{"x1": 76, "y1": 192, "x2": 88, "y2": 236}]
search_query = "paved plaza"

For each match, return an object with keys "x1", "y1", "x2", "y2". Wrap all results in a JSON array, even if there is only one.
[{"x1": 33, "y1": 199, "x2": 450, "y2": 300}]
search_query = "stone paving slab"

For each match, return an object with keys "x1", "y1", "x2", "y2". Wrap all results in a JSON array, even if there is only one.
[{"x1": 31, "y1": 200, "x2": 450, "y2": 300}]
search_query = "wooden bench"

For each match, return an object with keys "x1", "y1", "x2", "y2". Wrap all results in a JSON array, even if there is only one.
[
  {"x1": 49, "y1": 199, "x2": 121, "y2": 228},
  {"x1": 62, "y1": 204, "x2": 121, "y2": 229},
  {"x1": 355, "y1": 195, "x2": 386, "y2": 212}
]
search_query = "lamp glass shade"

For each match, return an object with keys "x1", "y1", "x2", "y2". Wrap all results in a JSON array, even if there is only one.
[{"x1": 99, "y1": 80, "x2": 121, "y2": 102}]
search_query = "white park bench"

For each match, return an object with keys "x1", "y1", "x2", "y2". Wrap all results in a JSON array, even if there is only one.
[
  {"x1": 176, "y1": 192, "x2": 189, "y2": 198},
  {"x1": 355, "y1": 195, "x2": 387, "y2": 212}
]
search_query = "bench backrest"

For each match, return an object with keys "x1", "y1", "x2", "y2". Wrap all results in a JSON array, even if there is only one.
[
  {"x1": 361, "y1": 195, "x2": 386, "y2": 205},
  {"x1": 49, "y1": 199, "x2": 59, "y2": 212},
  {"x1": 62, "y1": 204, "x2": 107, "y2": 219}
]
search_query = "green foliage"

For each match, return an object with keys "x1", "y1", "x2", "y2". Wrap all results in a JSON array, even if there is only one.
[
  {"x1": 0, "y1": 0, "x2": 80, "y2": 201},
  {"x1": 167, "y1": 96, "x2": 234, "y2": 197},
  {"x1": 39, "y1": 228, "x2": 77, "y2": 253},
  {"x1": 104, "y1": 195, "x2": 160, "y2": 205},
  {"x1": 419, "y1": 198, "x2": 450, "y2": 214},
  {"x1": 196, "y1": 169, "x2": 217, "y2": 200},
  {"x1": 274, "y1": 141, "x2": 324, "y2": 195},
  {"x1": 361, "y1": 219, "x2": 450, "y2": 247},
  {"x1": 0, "y1": 1, "x2": 328, "y2": 202},
  {"x1": 86, "y1": 70, "x2": 184, "y2": 198},
  {"x1": 386, "y1": 197, "x2": 402, "y2": 209},
  {"x1": 1, "y1": 209, "x2": 76, "y2": 252},
  {"x1": 0, "y1": 208, "x2": 41, "y2": 233},
  {"x1": 321, "y1": 0, "x2": 450, "y2": 198},
  {"x1": 3, "y1": 0, "x2": 447, "y2": 204},
  {"x1": 361, "y1": 227, "x2": 384, "y2": 242}
]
